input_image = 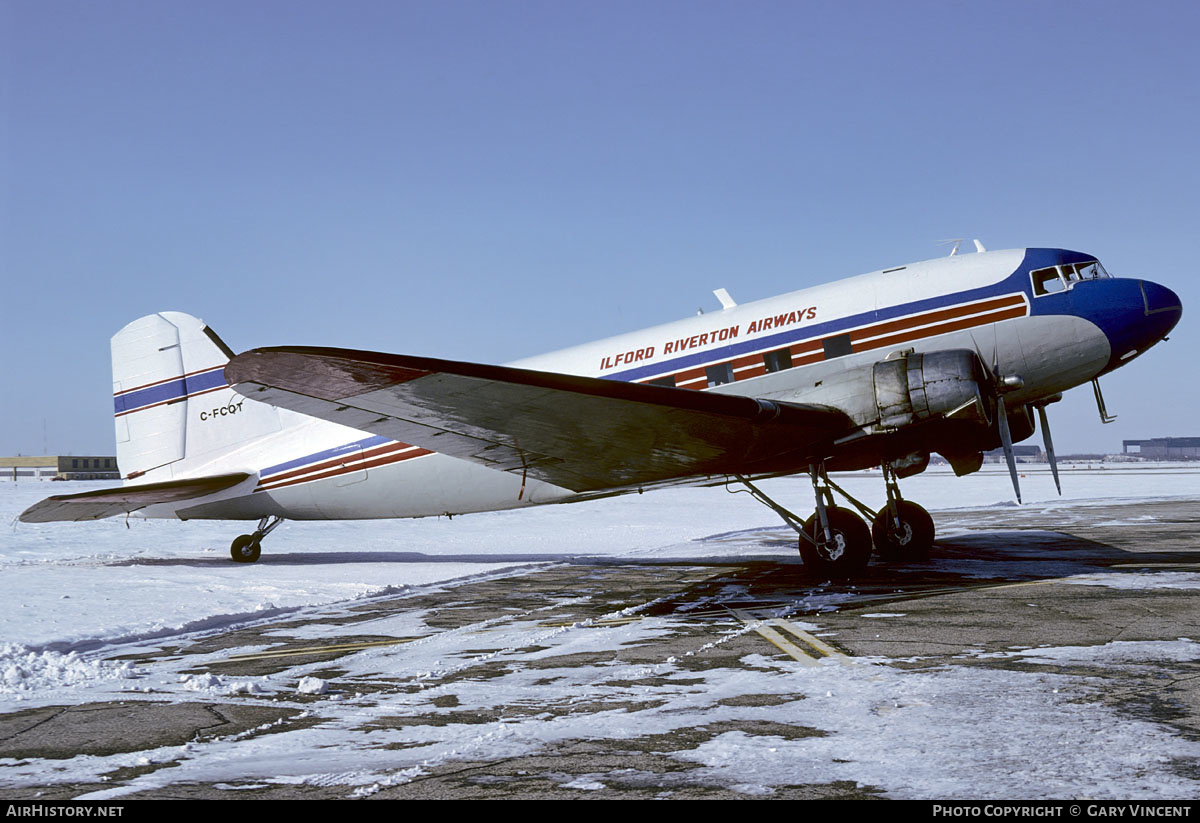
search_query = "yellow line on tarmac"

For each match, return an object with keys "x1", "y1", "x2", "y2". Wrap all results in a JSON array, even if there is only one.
[
  {"x1": 215, "y1": 637, "x2": 421, "y2": 663},
  {"x1": 749, "y1": 621, "x2": 822, "y2": 665},
  {"x1": 768, "y1": 620, "x2": 849, "y2": 661},
  {"x1": 730, "y1": 609, "x2": 849, "y2": 665}
]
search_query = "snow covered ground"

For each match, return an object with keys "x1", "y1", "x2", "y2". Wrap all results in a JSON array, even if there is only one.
[
  {"x1": 3, "y1": 462, "x2": 1191, "y2": 652},
  {"x1": 2, "y1": 462, "x2": 1199, "y2": 798}
]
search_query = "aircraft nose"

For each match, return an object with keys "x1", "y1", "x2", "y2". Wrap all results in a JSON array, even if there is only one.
[
  {"x1": 1109, "y1": 279, "x2": 1183, "y2": 370},
  {"x1": 1141, "y1": 280, "x2": 1183, "y2": 318},
  {"x1": 1093, "y1": 278, "x2": 1181, "y2": 374}
]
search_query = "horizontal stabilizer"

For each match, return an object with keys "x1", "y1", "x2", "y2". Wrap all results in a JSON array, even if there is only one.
[
  {"x1": 226, "y1": 347, "x2": 855, "y2": 492},
  {"x1": 19, "y1": 473, "x2": 252, "y2": 523}
]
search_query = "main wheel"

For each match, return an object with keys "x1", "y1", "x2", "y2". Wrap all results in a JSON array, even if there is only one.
[
  {"x1": 230, "y1": 534, "x2": 262, "y2": 563},
  {"x1": 800, "y1": 507, "x2": 871, "y2": 578},
  {"x1": 871, "y1": 501, "x2": 935, "y2": 562}
]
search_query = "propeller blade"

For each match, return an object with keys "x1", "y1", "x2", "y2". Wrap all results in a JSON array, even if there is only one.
[
  {"x1": 997, "y1": 396, "x2": 1022, "y2": 504},
  {"x1": 1038, "y1": 405, "x2": 1061, "y2": 495}
]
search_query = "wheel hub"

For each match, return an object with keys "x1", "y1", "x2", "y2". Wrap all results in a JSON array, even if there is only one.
[{"x1": 818, "y1": 532, "x2": 846, "y2": 562}]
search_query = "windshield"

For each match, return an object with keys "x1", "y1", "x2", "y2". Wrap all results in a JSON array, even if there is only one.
[
  {"x1": 1072, "y1": 260, "x2": 1110, "y2": 280},
  {"x1": 1031, "y1": 258, "x2": 1110, "y2": 296}
]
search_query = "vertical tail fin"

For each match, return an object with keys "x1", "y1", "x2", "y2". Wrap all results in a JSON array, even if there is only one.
[{"x1": 112, "y1": 312, "x2": 282, "y2": 480}]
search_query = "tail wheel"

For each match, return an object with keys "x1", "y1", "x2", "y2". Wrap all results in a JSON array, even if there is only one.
[
  {"x1": 230, "y1": 534, "x2": 262, "y2": 563},
  {"x1": 871, "y1": 501, "x2": 935, "y2": 562},
  {"x1": 800, "y1": 507, "x2": 871, "y2": 578}
]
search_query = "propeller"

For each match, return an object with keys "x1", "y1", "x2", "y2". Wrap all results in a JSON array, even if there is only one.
[
  {"x1": 995, "y1": 391, "x2": 1022, "y2": 504},
  {"x1": 971, "y1": 333, "x2": 1058, "y2": 504},
  {"x1": 986, "y1": 338, "x2": 1023, "y2": 504},
  {"x1": 993, "y1": 372, "x2": 1066, "y2": 503},
  {"x1": 1036, "y1": 396, "x2": 1063, "y2": 496}
]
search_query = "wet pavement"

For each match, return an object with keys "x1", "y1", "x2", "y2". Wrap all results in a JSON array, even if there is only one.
[{"x1": 3, "y1": 499, "x2": 1199, "y2": 799}]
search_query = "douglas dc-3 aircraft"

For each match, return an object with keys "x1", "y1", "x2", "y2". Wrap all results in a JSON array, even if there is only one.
[{"x1": 21, "y1": 245, "x2": 1182, "y2": 577}]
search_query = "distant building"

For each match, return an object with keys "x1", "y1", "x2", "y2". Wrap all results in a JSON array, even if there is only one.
[
  {"x1": 1122, "y1": 438, "x2": 1200, "y2": 460},
  {"x1": 983, "y1": 444, "x2": 1044, "y2": 463},
  {"x1": 0, "y1": 456, "x2": 120, "y2": 481}
]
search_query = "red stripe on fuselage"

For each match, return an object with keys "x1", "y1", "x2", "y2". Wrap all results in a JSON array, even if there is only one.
[
  {"x1": 257, "y1": 441, "x2": 433, "y2": 491},
  {"x1": 637, "y1": 294, "x2": 1027, "y2": 388}
]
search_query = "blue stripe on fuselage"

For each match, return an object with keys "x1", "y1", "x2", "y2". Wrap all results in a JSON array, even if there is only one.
[
  {"x1": 603, "y1": 249, "x2": 1077, "y2": 383},
  {"x1": 258, "y1": 434, "x2": 393, "y2": 479}
]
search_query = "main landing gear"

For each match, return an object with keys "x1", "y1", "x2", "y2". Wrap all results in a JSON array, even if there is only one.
[
  {"x1": 735, "y1": 462, "x2": 935, "y2": 578},
  {"x1": 230, "y1": 515, "x2": 284, "y2": 563},
  {"x1": 870, "y1": 463, "x2": 934, "y2": 563}
]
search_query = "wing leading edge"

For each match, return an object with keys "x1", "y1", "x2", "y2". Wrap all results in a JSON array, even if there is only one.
[{"x1": 225, "y1": 347, "x2": 855, "y2": 493}]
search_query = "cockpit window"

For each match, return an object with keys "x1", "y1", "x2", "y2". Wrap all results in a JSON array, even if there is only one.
[
  {"x1": 1031, "y1": 259, "x2": 1110, "y2": 295},
  {"x1": 1073, "y1": 260, "x2": 1110, "y2": 280},
  {"x1": 1031, "y1": 266, "x2": 1067, "y2": 295}
]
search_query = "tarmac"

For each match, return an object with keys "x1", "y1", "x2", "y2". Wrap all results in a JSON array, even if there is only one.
[{"x1": 2, "y1": 497, "x2": 1199, "y2": 799}]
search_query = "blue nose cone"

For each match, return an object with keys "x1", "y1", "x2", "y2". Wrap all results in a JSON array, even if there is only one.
[
  {"x1": 1141, "y1": 279, "x2": 1183, "y2": 318},
  {"x1": 1100, "y1": 279, "x2": 1182, "y2": 373},
  {"x1": 1138, "y1": 280, "x2": 1183, "y2": 353}
]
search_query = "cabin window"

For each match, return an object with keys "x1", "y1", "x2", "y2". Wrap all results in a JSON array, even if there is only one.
[
  {"x1": 705, "y1": 363, "x2": 734, "y2": 387},
  {"x1": 648, "y1": 375, "x2": 676, "y2": 388},
  {"x1": 822, "y1": 334, "x2": 853, "y2": 360},
  {"x1": 763, "y1": 348, "x2": 793, "y2": 373}
]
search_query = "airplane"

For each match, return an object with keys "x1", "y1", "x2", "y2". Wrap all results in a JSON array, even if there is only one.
[{"x1": 20, "y1": 244, "x2": 1182, "y2": 578}]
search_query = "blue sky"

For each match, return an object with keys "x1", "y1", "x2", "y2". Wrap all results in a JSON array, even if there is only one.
[{"x1": 2, "y1": 0, "x2": 1197, "y2": 457}]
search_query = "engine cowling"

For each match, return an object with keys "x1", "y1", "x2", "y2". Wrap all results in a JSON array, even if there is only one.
[
  {"x1": 872, "y1": 350, "x2": 1031, "y2": 477},
  {"x1": 793, "y1": 349, "x2": 1036, "y2": 476},
  {"x1": 872, "y1": 350, "x2": 993, "y2": 431}
]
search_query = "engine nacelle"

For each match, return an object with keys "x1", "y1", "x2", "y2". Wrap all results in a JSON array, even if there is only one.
[
  {"x1": 791, "y1": 349, "x2": 1018, "y2": 474},
  {"x1": 871, "y1": 350, "x2": 993, "y2": 431}
]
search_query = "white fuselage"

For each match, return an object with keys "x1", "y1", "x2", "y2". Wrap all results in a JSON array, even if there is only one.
[{"x1": 136, "y1": 248, "x2": 1141, "y2": 521}]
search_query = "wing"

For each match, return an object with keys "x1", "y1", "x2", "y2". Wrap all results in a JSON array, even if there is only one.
[
  {"x1": 19, "y1": 473, "x2": 252, "y2": 523},
  {"x1": 226, "y1": 348, "x2": 855, "y2": 493}
]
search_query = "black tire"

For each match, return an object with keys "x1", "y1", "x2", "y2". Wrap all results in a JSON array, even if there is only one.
[
  {"x1": 799, "y1": 507, "x2": 871, "y2": 578},
  {"x1": 230, "y1": 534, "x2": 262, "y2": 563},
  {"x1": 871, "y1": 501, "x2": 935, "y2": 562}
]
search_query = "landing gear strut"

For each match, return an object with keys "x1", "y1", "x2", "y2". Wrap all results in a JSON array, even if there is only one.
[
  {"x1": 799, "y1": 465, "x2": 871, "y2": 577},
  {"x1": 733, "y1": 460, "x2": 936, "y2": 578},
  {"x1": 734, "y1": 466, "x2": 872, "y2": 579},
  {"x1": 870, "y1": 463, "x2": 934, "y2": 562},
  {"x1": 230, "y1": 515, "x2": 284, "y2": 563}
]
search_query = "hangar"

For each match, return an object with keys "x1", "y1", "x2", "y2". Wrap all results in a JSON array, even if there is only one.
[
  {"x1": 1, "y1": 456, "x2": 120, "y2": 481},
  {"x1": 1122, "y1": 438, "x2": 1200, "y2": 460}
]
